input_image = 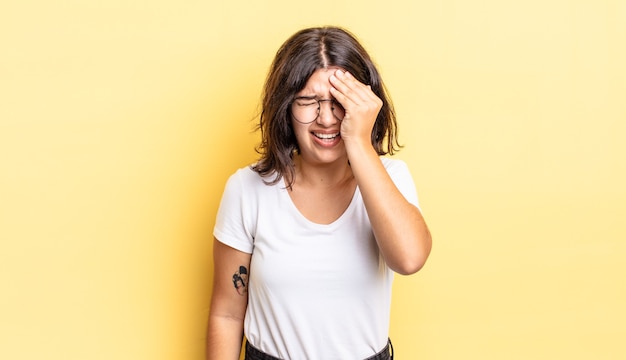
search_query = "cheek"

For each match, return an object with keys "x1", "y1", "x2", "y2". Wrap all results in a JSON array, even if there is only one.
[
  {"x1": 292, "y1": 123, "x2": 306, "y2": 140},
  {"x1": 294, "y1": 130, "x2": 303, "y2": 142}
]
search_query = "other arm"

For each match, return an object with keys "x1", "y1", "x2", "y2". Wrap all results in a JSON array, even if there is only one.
[{"x1": 206, "y1": 238, "x2": 251, "y2": 359}]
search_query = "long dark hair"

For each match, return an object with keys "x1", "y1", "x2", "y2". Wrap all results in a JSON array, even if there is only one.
[{"x1": 252, "y1": 26, "x2": 401, "y2": 188}]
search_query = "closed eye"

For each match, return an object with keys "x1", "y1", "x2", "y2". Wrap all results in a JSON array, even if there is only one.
[
  {"x1": 294, "y1": 97, "x2": 318, "y2": 107},
  {"x1": 295, "y1": 101, "x2": 317, "y2": 107}
]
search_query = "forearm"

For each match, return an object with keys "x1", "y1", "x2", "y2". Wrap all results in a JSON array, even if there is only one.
[
  {"x1": 206, "y1": 314, "x2": 244, "y2": 360},
  {"x1": 347, "y1": 141, "x2": 432, "y2": 274}
]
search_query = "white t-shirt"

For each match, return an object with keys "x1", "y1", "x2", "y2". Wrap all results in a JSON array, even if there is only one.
[{"x1": 214, "y1": 157, "x2": 419, "y2": 360}]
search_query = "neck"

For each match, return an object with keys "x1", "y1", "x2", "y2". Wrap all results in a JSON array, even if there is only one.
[{"x1": 292, "y1": 154, "x2": 353, "y2": 189}]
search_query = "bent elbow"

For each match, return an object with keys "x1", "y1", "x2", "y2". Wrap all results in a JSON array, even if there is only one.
[
  {"x1": 393, "y1": 234, "x2": 432, "y2": 275},
  {"x1": 393, "y1": 257, "x2": 427, "y2": 275}
]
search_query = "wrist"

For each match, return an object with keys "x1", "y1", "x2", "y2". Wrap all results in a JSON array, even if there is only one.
[{"x1": 344, "y1": 137, "x2": 377, "y2": 161}]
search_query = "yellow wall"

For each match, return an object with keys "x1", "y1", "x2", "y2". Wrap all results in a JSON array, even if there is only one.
[{"x1": 1, "y1": 1, "x2": 624, "y2": 359}]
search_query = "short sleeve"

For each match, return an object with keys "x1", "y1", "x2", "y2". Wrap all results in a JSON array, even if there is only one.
[
  {"x1": 382, "y1": 158, "x2": 421, "y2": 210},
  {"x1": 213, "y1": 169, "x2": 255, "y2": 254}
]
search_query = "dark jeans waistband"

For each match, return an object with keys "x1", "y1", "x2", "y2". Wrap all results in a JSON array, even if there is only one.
[{"x1": 244, "y1": 339, "x2": 393, "y2": 360}]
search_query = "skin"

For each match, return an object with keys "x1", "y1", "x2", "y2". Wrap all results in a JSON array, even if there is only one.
[
  {"x1": 206, "y1": 241, "x2": 250, "y2": 360},
  {"x1": 329, "y1": 68, "x2": 431, "y2": 274},
  {"x1": 206, "y1": 67, "x2": 432, "y2": 360}
]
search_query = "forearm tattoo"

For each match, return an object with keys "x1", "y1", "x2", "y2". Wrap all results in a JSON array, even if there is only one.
[{"x1": 232, "y1": 265, "x2": 248, "y2": 296}]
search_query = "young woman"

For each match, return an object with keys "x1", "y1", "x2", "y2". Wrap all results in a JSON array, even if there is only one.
[{"x1": 207, "y1": 26, "x2": 431, "y2": 360}]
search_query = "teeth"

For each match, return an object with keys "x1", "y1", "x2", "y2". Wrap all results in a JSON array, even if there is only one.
[{"x1": 314, "y1": 132, "x2": 339, "y2": 139}]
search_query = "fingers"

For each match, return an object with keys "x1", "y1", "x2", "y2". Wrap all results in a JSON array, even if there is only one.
[
  {"x1": 329, "y1": 70, "x2": 372, "y2": 105},
  {"x1": 330, "y1": 70, "x2": 382, "y2": 118}
]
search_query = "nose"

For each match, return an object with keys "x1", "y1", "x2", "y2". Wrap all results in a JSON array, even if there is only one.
[{"x1": 316, "y1": 99, "x2": 338, "y2": 126}]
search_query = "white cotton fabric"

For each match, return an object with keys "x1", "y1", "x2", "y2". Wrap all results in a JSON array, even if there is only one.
[{"x1": 214, "y1": 157, "x2": 420, "y2": 360}]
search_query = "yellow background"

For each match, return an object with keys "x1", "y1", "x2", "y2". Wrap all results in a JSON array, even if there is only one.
[{"x1": 1, "y1": 1, "x2": 624, "y2": 359}]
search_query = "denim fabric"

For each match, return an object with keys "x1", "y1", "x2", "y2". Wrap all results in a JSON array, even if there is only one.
[{"x1": 244, "y1": 339, "x2": 393, "y2": 360}]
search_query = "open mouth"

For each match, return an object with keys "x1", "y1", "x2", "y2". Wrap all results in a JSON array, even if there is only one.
[{"x1": 313, "y1": 132, "x2": 340, "y2": 140}]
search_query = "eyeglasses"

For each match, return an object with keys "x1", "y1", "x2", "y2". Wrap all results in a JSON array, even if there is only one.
[{"x1": 291, "y1": 96, "x2": 345, "y2": 124}]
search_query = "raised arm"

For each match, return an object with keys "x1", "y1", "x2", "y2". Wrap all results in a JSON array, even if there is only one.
[
  {"x1": 206, "y1": 238, "x2": 251, "y2": 360},
  {"x1": 330, "y1": 69, "x2": 432, "y2": 275},
  {"x1": 347, "y1": 147, "x2": 431, "y2": 275}
]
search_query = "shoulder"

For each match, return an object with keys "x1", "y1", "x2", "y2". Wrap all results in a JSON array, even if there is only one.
[
  {"x1": 380, "y1": 157, "x2": 410, "y2": 173},
  {"x1": 230, "y1": 164, "x2": 260, "y2": 183},
  {"x1": 226, "y1": 164, "x2": 264, "y2": 183},
  {"x1": 224, "y1": 164, "x2": 281, "y2": 193},
  {"x1": 380, "y1": 157, "x2": 419, "y2": 206}
]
